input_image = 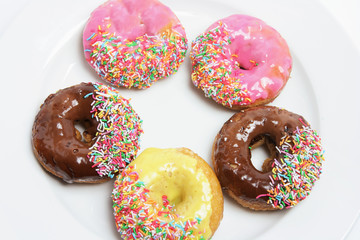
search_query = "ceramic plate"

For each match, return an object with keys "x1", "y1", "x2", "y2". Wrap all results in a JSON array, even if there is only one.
[{"x1": 1, "y1": 0, "x2": 360, "y2": 239}]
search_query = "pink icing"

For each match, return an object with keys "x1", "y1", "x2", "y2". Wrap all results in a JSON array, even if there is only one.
[
  {"x1": 82, "y1": 0, "x2": 188, "y2": 89},
  {"x1": 191, "y1": 14, "x2": 292, "y2": 107},
  {"x1": 83, "y1": 0, "x2": 185, "y2": 59}
]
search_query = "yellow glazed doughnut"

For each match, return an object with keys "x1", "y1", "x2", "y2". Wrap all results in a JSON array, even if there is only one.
[{"x1": 112, "y1": 148, "x2": 223, "y2": 239}]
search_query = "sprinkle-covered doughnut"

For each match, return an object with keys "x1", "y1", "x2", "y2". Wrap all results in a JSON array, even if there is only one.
[
  {"x1": 32, "y1": 82, "x2": 143, "y2": 183},
  {"x1": 212, "y1": 106, "x2": 324, "y2": 210},
  {"x1": 191, "y1": 15, "x2": 292, "y2": 109},
  {"x1": 83, "y1": 0, "x2": 188, "y2": 89},
  {"x1": 112, "y1": 148, "x2": 223, "y2": 239}
]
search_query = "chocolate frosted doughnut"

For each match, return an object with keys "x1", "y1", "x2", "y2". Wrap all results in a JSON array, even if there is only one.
[
  {"x1": 32, "y1": 82, "x2": 143, "y2": 183},
  {"x1": 212, "y1": 106, "x2": 324, "y2": 210}
]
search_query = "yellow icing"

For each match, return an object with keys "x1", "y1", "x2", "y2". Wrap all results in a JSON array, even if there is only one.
[{"x1": 129, "y1": 148, "x2": 213, "y2": 239}]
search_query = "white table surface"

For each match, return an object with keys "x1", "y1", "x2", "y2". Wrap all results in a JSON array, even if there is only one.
[{"x1": 1, "y1": 0, "x2": 359, "y2": 239}]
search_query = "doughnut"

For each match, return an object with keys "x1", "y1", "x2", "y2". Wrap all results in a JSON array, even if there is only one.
[
  {"x1": 112, "y1": 148, "x2": 223, "y2": 239},
  {"x1": 212, "y1": 106, "x2": 324, "y2": 210},
  {"x1": 83, "y1": 0, "x2": 188, "y2": 89},
  {"x1": 32, "y1": 82, "x2": 143, "y2": 183},
  {"x1": 190, "y1": 14, "x2": 292, "y2": 109}
]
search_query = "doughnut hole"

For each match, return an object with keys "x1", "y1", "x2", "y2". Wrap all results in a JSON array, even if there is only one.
[
  {"x1": 147, "y1": 164, "x2": 207, "y2": 217},
  {"x1": 73, "y1": 119, "x2": 96, "y2": 145},
  {"x1": 249, "y1": 135, "x2": 276, "y2": 172},
  {"x1": 234, "y1": 55, "x2": 259, "y2": 71},
  {"x1": 230, "y1": 38, "x2": 262, "y2": 71}
]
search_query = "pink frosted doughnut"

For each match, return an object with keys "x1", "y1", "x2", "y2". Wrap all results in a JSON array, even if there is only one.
[
  {"x1": 83, "y1": 0, "x2": 188, "y2": 89},
  {"x1": 190, "y1": 14, "x2": 292, "y2": 109}
]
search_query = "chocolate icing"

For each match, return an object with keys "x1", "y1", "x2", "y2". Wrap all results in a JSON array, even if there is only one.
[
  {"x1": 213, "y1": 106, "x2": 305, "y2": 207},
  {"x1": 32, "y1": 83, "x2": 105, "y2": 183}
]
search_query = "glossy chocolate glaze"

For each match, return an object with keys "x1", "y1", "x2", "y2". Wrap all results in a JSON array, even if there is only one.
[
  {"x1": 32, "y1": 83, "x2": 105, "y2": 183},
  {"x1": 213, "y1": 106, "x2": 305, "y2": 207}
]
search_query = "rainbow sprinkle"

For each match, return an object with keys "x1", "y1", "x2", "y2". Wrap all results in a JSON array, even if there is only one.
[
  {"x1": 257, "y1": 120, "x2": 325, "y2": 209},
  {"x1": 112, "y1": 165, "x2": 205, "y2": 240},
  {"x1": 190, "y1": 22, "x2": 251, "y2": 108},
  {"x1": 85, "y1": 25, "x2": 188, "y2": 89},
  {"x1": 85, "y1": 83, "x2": 143, "y2": 178}
]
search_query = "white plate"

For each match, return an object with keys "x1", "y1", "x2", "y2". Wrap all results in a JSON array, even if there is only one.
[{"x1": 1, "y1": 0, "x2": 360, "y2": 239}]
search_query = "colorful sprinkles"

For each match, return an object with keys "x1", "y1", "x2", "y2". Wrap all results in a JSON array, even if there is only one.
[
  {"x1": 112, "y1": 165, "x2": 205, "y2": 240},
  {"x1": 190, "y1": 22, "x2": 251, "y2": 108},
  {"x1": 257, "y1": 119, "x2": 325, "y2": 209},
  {"x1": 85, "y1": 83, "x2": 143, "y2": 178},
  {"x1": 85, "y1": 24, "x2": 188, "y2": 89}
]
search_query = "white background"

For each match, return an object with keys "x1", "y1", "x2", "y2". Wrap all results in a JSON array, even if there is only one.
[{"x1": 0, "y1": 0, "x2": 359, "y2": 239}]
